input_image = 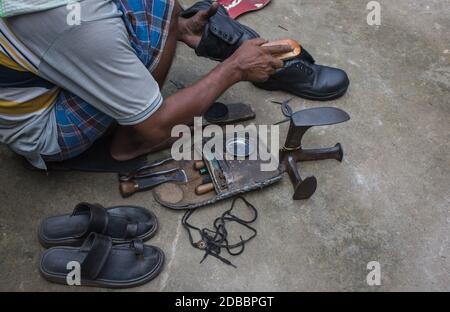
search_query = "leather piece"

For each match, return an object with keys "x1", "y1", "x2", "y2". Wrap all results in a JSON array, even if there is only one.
[
  {"x1": 218, "y1": 0, "x2": 272, "y2": 20},
  {"x1": 204, "y1": 102, "x2": 229, "y2": 123},
  {"x1": 40, "y1": 234, "x2": 165, "y2": 288},
  {"x1": 39, "y1": 205, "x2": 158, "y2": 247},
  {"x1": 203, "y1": 102, "x2": 255, "y2": 126}
]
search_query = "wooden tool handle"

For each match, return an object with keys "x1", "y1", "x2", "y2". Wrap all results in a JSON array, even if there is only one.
[
  {"x1": 120, "y1": 181, "x2": 139, "y2": 198},
  {"x1": 263, "y1": 39, "x2": 301, "y2": 61},
  {"x1": 193, "y1": 161, "x2": 206, "y2": 170},
  {"x1": 195, "y1": 183, "x2": 215, "y2": 196}
]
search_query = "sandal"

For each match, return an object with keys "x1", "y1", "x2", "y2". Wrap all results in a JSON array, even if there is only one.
[
  {"x1": 40, "y1": 233, "x2": 164, "y2": 288},
  {"x1": 38, "y1": 203, "x2": 158, "y2": 247}
]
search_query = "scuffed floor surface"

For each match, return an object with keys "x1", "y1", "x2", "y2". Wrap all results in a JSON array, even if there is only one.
[{"x1": 0, "y1": 0, "x2": 448, "y2": 291}]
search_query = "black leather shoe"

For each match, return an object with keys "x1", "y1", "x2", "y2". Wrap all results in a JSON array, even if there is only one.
[
  {"x1": 254, "y1": 48, "x2": 350, "y2": 101},
  {"x1": 182, "y1": 1, "x2": 349, "y2": 101},
  {"x1": 181, "y1": 0, "x2": 259, "y2": 61}
]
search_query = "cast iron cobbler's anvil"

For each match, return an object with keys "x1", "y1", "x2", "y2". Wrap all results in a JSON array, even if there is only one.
[{"x1": 275, "y1": 99, "x2": 350, "y2": 199}]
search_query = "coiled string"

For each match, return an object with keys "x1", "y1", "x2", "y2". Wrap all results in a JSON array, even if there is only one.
[{"x1": 182, "y1": 196, "x2": 258, "y2": 268}]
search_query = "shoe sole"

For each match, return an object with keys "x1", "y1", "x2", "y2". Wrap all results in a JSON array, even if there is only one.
[{"x1": 254, "y1": 80, "x2": 349, "y2": 101}]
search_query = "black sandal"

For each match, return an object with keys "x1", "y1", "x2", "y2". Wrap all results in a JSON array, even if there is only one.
[
  {"x1": 38, "y1": 203, "x2": 158, "y2": 248},
  {"x1": 40, "y1": 233, "x2": 164, "y2": 288}
]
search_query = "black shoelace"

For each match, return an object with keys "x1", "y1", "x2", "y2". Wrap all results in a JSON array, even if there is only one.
[{"x1": 182, "y1": 196, "x2": 258, "y2": 268}]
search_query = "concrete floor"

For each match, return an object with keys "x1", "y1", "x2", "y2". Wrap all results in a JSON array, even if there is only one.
[{"x1": 0, "y1": 0, "x2": 449, "y2": 292}]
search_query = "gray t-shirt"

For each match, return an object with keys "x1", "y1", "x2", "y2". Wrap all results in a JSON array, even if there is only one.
[
  {"x1": 5, "y1": 0, "x2": 163, "y2": 168},
  {"x1": 8, "y1": 0, "x2": 163, "y2": 125}
]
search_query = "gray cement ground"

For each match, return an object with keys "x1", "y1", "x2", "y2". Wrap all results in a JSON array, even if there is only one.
[{"x1": 0, "y1": 0, "x2": 449, "y2": 292}]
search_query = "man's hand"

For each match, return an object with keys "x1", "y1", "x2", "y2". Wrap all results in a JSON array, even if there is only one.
[
  {"x1": 178, "y1": 1, "x2": 220, "y2": 49},
  {"x1": 226, "y1": 38, "x2": 293, "y2": 82}
]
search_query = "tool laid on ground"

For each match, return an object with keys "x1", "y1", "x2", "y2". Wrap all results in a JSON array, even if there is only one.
[
  {"x1": 195, "y1": 182, "x2": 215, "y2": 196},
  {"x1": 193, "y1": 161, "x2": 206, "y2": 170},
  {"x1": 119, "y1": 157, "x2": 175, "y2": 182},
  {"x1": 194, "y1": 163, "x2": 215, "y2": 195},
  {"x1": 274, "y1": 98, "x2": 350, "y2": 199},
  {"x1": 119, "y1": 160, "x2": 188, "y2": 197}
]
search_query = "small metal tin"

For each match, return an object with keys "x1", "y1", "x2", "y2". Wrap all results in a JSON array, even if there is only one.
[{"x1": 226, "y1": 137, "x2": 256, "y2": 157}]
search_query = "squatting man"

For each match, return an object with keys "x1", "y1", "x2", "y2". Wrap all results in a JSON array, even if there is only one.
[{"x1": 0, "y1": 0, "x2": 348, "y2": 169}]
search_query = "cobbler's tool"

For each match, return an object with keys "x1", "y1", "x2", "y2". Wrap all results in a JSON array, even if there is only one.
[
  {"x1": 218, "y1": 0, "x2": 272, "y2": 20},
  {"x1": 208, "y1": 156, "x2": 231, "y2": 191},
  {"x1": 195, "y1": 183, "x2": 215, "y2": 196},
  {"x1": 193, "y1": 161, "x2": 206, "y2": 170},
  {"x1": 119, "y1": 156, "x2": 175, "y2": 182},
  {"x1": 120, "y1": 169, "x2": 188, "y2": 198},
  {"x1": 263, "y1": 39, "x2": 301, "y2": 61},
  {"x1": 275, "y1": 101, "x2": 350, "y2": 199},
  {"x1": 182, "y1": 196, "x2": 258, "y2": 268}
]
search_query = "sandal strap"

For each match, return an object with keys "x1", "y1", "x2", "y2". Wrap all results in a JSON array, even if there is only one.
[
  {"x1": 80, "y1": 233, "x2": 112, "y2": 279},
  {"x1": 73, "y1": 203, "x2": 109, "y2": 236},
  {"x1": 126, "y1": 222, "x2": 139, "y2": 238},
  {"x1": 130, "y1": 239, "x2": 145, "y2": 256}
]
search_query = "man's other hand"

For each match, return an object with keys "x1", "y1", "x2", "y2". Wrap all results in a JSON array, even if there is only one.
[{"x1": 178, "y1": 1, "x2": 220, "y2": 49}]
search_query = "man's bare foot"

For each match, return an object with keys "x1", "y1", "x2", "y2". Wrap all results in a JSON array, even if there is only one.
[{"x1": 111, "y1": 136, "x2": 180, "y2": 162}]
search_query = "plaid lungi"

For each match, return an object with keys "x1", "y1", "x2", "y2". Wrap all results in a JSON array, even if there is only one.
[{"x1": 45, "y1": 0, "x2": 174, "y2": 162}]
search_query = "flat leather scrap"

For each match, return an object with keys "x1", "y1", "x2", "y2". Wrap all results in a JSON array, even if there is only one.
[
  {"x1": 218, "y1": 0, "x2": 272, "y2": 19},
  {"x1": 203, "y1": 103, "x2": 255, "y2": 126}
]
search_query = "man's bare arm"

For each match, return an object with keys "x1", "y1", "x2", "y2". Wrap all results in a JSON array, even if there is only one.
[
  {"x1": 137, "y1": 39, "x2": 291, "y2": 140},
  {"x1": 111, "y1": 39, "x2": 291, "y2": 160}
]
